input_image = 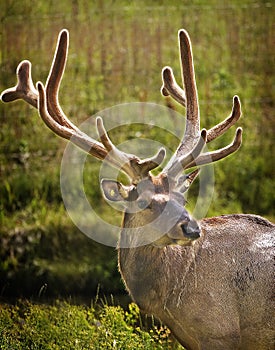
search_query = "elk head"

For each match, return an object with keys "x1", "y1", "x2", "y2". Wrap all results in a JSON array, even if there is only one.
[{"x1": 1, "y1": 29, "x2": 242, "y2": 248}]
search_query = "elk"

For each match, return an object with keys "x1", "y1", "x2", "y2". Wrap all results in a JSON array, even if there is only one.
[{"x1": 1, "y1": 29, "x2": 274, "y2": 350}]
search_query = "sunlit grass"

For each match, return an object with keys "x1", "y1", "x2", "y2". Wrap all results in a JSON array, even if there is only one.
[{"x1": 0, "y1": 300, "x2": 182, "y2": 349}]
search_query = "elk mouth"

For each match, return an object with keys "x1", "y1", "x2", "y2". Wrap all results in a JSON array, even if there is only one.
[{"x1": 180, "y1": 221, "x2": 201, "y2": 240}]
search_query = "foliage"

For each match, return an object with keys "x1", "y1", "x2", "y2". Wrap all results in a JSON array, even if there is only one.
[
  {"x1": 0, "y1": 204, "x2": 123, "y2": 297},
  {"x1": 0, "y1": 300, "x2": 181, "y2": 349}
]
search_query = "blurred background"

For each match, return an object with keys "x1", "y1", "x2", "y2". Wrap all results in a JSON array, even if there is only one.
[{"x1": 0, "y1": 0, "x2": 274, "y2": 301}]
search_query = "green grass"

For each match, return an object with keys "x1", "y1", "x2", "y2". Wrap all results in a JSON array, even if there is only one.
[{"x1": 0, "y1": 300, "x2": 181, "y2": 349}]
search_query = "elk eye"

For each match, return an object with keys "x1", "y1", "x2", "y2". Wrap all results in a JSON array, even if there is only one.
[{"x1": 137, "y1": 199, "x2": 149, "y2": 210}]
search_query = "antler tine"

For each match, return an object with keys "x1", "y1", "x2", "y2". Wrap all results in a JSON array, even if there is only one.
[
  {"x1": 162, "y1": 29, "x2": 200, "y2": 174},
  {"x1": 185, "y1": 127, "x2": 243, "y2": 169},
  {"x1": 138, "y1": 147, "x2": 166, "y2": 175},
  {"x1": 162, "y1": 29, "x2": 201, "y2": 176},
  {"x1": 96, "y1": 116, "x2": 135, "y2": 170},
  {"x1": 161, "y1": 66, "x2": 186, "y2": 106},
  {"x1": 45, "y1": 29, "x2": 79, "y2": 131},
  {"x1": 1, "y1": 60, "x2": 38, "y2": 107},
  {"x1": 178, "y1": 29, "x2": 200, "y2": 147},
  {"x1": 96, "y1": 117, "x2": 166, "y2": 183},
  {"x1": 206, "y1": 95, "x2": 241, "y2": 143}
]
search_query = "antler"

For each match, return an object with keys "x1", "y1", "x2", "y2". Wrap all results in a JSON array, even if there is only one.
[
  {"x1": 161, "y1": 29, "x2": 242, "y2": 177},
  {"x1": 1, "y1": 29, "x2": 165, "y2": 184}
]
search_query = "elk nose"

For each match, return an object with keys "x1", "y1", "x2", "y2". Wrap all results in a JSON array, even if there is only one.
[{"x1": 180, "y1": 221, "x2": 201, "y2": 240}]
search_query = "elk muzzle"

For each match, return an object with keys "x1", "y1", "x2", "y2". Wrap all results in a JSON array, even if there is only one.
[
  {"x1": 180, "y1": 220, "x2": 201, "y2": 240},
  {"x1": 150, "y1": 198, "x2": 201, "y2": 246}
]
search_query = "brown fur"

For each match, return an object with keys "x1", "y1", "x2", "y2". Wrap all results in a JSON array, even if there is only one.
[{"x1": 119, "y1": 214, "x2": 275, "y2": 350}]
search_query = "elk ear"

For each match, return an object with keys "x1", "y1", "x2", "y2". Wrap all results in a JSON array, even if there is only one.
[
  {"x1": 178, "y1": 169, "x2": 200, "y2": 193},
  {"x1": 101, "y1": 179, "x2": 131, "y2": 202}
]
